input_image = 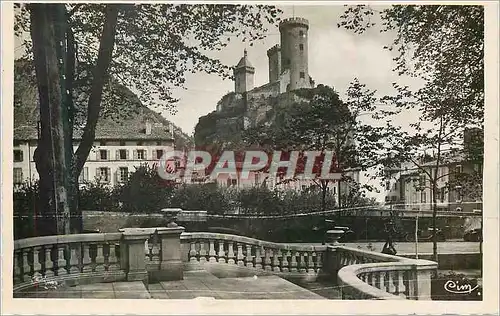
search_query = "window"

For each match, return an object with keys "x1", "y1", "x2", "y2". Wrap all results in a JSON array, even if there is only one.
[
  {"x1": 137, "y1": 150, "x2": 145, "y2": 160},
  {"x1": 156, "y1": 149, "x2": 164, "y2": 159},
  {"x1": 119, "y1": 149, "x2": 127, "y2": 160},
  {"x1": 300, "y1": 72, "x2": 305, "y2": 79},
  {"x1": 439, "y1": 187, "x2": 446, "y2": 202},
  {"x1": 100, "y1": 150, "x2": 108, "y2": 160},
  {"x1": 420, "y1": 191, "x2": 426, "y2": 203},
  {"x1": 299, "y1": 43, "x2": 304, "y2": 51},
  {"x1": 419, "y1": 175, "x2": 426, "y2": 189},
  {"x1": 299, "y1": 30, "x2": 304, "y2": 36},
  {"x1": 118, "y1": 167, "x2": 129, "y2": 182},
  {"x1": 175, "y1": 160, "x2": 181, "y2": 168},
  {"x1": 99, "y1": 167, "x2": 110, "y2": 182},
  {"x1": 13, "y1": 168, "x2": 23, "y2": 184},
  {"x1": 13, "y1": 150, "x2": 23, "y2": 162},
  {"x1": 332, "y1": 186, "x2": 336, "y2": 194},
  {"x1": 455, "y1": 164, "x2": 463, "y2": 175},
  {"x1": 385, "y1": 181, "x2": 391, "y2": 191}
]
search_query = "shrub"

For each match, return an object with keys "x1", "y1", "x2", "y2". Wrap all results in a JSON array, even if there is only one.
[
  {"x1": 13, "y1": 181, "x2": 39, "y2": 239},
  {"x1": 79, "y1": 181, "x2": 120, "y2": 212},
  {"x1": 116, "y1": 164, "x2": 176, "y2": 213}
]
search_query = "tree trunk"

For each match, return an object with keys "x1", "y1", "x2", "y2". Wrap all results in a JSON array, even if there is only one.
[
  {"x1": 321, "y1": 180, "x2": 327, "y2": 211},
  {"x1": 30, "y1": 4, "x2": 71, "y2": 235}
]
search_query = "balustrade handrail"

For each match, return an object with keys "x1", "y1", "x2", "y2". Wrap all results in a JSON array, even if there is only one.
[
  {"x1": 181, "y1": 232, "x2": 327, "y2": 252},
  {"x1": 335, "y1": 246, "x2": 438, "y2": 300},
  {"x1": 332, "y1": 245, "x2": 408, "y2": 263},
  {"x1": 14, "y1": 232, "x2": 122, "y2": 250}
]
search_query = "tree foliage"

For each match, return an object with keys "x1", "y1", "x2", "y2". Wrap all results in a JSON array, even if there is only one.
[{"x1": 14, "y1": 3, "x2": 282, "y2": 234}]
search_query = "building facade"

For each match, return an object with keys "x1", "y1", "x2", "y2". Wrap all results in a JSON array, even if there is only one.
[
  {"x1": 13, "y1": 120, "x2": 179, "y2": 188},
  {"x1": 384, "y1": 129, "x2": 483, "y2": 214}
]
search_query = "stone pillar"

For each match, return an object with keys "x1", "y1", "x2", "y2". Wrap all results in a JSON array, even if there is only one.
[
  {"x1": 151, "y1": 226, "x2": 186, "y2": 282},
  {"x1": 120, "y1": 228, "x2": 151, "y2": 286}
]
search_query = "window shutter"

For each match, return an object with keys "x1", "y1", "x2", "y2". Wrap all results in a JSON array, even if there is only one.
[
  {"x1": 107, "y1": 168, "x2": 111, "y2": 183},
  {"x1": 143, "y1": 150, "x2": 147, "y2": 160},
  {"x1": 115, "y1": 170, "x2": 119, "y2": 184},
  {"x1": 96, "y1": 151, "x2": 100, "y2": 161},
  {"x1": 107, "y1": 150, "x2": 111, "y2": 161},
  {"x1": 126, "y1": 150, "x2": 130, "y2": 159},
  {"x1": 95, "y1": 168, "x2": 100, "y2": 181},
  {"x1": 116, "y1": 150, "x2": 120, "y2": 160}
]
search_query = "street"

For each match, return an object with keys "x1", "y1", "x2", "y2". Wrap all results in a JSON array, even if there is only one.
[{"x1": 292, "y1": 240, "x2": 481, "y2": 255}]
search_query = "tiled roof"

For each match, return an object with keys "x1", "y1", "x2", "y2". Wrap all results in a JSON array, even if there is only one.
[{"x1": 13, "y1": 60, "x2": 190, "y2": 143}]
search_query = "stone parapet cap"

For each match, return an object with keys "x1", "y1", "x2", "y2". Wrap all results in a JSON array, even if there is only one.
[{"x1": 157, "y1": 226, "x2": 185, "y2": 235}]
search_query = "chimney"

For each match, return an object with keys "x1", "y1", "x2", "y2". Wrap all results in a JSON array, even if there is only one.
[{"x1": 145, "y1": 120, "x2": 152, "y2": 135}]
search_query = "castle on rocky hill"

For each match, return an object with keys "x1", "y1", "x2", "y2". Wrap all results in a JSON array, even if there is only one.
[{"x1": 211, "y1": 17, "x2": 315, "y2": 133}]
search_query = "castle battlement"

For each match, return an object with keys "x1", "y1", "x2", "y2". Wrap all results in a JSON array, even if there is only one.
[
  {"x1": 279, "y1": 17, "x2": 309, "y2": 29},
  {"x1": 267, "y1": 44, "x2": 281, "y2": 56}
]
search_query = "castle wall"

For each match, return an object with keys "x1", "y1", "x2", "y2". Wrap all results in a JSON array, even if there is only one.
[
  {"x1": 279, "y1": 18, "x2": 310, "y2": 91},
  {"x1": 267, "y1": 45, "x2": 281, "y2": 84}
]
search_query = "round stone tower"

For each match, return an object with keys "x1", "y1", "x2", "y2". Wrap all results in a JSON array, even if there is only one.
[{"x1": 279, "y1": 17, "x2": 310, "y2": 91}]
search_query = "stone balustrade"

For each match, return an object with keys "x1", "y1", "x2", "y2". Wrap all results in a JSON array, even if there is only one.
[
  {"x1": 13, "y1": 233, "x2": 124, "y2": 292},
  {"x1": 181, "y1": 232, "x2": 327, "y2": 280},
  {"x1": 13, "y1": 229, "x2": 437, "y2": 300},
  {"x1": 333, "y1": 246, "x2": 437, "y2": 300}
]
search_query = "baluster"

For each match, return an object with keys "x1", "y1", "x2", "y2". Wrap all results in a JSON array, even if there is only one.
[
  {"x1": 263, "y1": 248, "x2": 272, "y2": 271},
  {"x1": 13, "y1": 251, "x2": 21, "y2": 283},
  {"x1": 22, "y1": 249, "x2": 31, "y2": 282},
  {"x1": 199, "y1": 241, "x2": 207, "y2": 263},
  {"x1": 272, "y1": 249, "x2": 281, "y2": 272},
  {"x1": 396, "y1": 270, "x2": 407, "y2": 298},
  {"x1": 245, "y1": 244, "x2": 253, "y2": 267},
  {"x1": 378, "y1": 271, "x2": 386, "y2": 291},
  {"x1": 315, "y1": 252, "x2": 323, "y2": 271},
  {"x1": 107, "y1": 243, "x2": 120, "y2": 271},
  {"x1": 227, "y1": 242, "x2": 235, "y2": 264},
  {"x1": 69, "y1": 244, "x2": 80, "y2": 274},
  {"x1": 236, "y1": 243, "x2": 245, "y2": 266},
  {"x1": 387, "y1": 271, "x2": 397, "y2": 294},
  {"x1": 32, "y1": 247, "x2": 42, "y2": 278},
  {"x1": 254, "y1": 246, "x2": 262, "y2": 269},
  {"x1": 208, "y1": 240, "x2": 217, "y2": 262},
  {"x1": 44, "y1": 245, "x2": 54, "y2": 278},
  {"x1": 82, "y1": 243, "x2": 92, "y2": 273},
  {"x1": 95, "y1": 244, "x2": 105, "y2": 272},
  {"x1": 366, "y1": 273, "x2": 373, "y2": 286},
  {"x1": 282, "y1": 250, "x2": 290, "y2": 272},
  {"x1": 217, "y1": 241, "x2": 226, "y2": 263},
  {"x1": 57, "y1": 245, "x2": 68, "y2": 276},
  {"x1": 189, "y1": 241, "x2": 198, "y2": 262},
  {"x1": 147, "y1": 238, "x2": 153, "y2": 261},
  {"x1": 307, "y1": 252, "x2": 314, "y2": 273},
  {"x1": 298, "y1": 252, "x2": 306, "y2": 273},
  {"x1": 289, "y1": 251, "x2": 298, "y2": 272}
]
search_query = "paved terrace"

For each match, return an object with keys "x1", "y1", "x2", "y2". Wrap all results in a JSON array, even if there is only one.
[
  {"x1": 15, "y1": 270, "x2": 336, "y2": 299},
  {"x1": 13, "y1": 228, "x2": 446, "y2": 300}
]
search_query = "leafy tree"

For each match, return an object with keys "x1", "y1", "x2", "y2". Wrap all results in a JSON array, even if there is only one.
[
  {"x1": 243, "y1": 83, "x2": 398, "y2": 212},
  {"x1": 15, "y1": 3, "x2": 282, "y2": 234},
  {"x1": 338, "y1": 5, "x2": 484, "y2": 261}
]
